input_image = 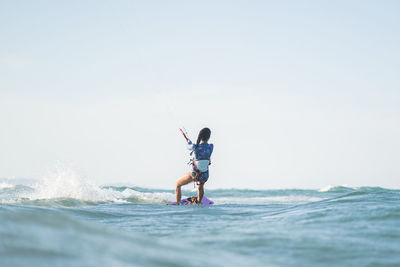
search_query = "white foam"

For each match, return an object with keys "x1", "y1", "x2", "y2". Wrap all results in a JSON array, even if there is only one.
[
  {"x1": 120, "y1": 188, "x2": 174, "y2": 203},
  {"x1": 0, "y1": 182, "x2": 14, "y2": 189},
  {"x1": 25, "y1": 168, "x2": 173, "y2": 203},
  {"x1": 318, "y1": 184, "x2": 351, "y2": 192},
  {"x1": 29, "y1": 169, "x2": 113, "y2": 202}
]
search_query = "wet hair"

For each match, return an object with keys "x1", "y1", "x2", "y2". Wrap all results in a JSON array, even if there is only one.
[{"x1": 194, "y1": 128, "x2": 211, "y2": 151}]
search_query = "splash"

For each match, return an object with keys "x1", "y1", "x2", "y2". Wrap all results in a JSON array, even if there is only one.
[
  {"x1": 31, "y1": 168, "x2": 120, "y2": 202},
  {"x1": 318, "y1": 184, "x2": 352, "y2": 192},
  {"x1": 0, "y1": 168, "x2": 174, "y2": 205},
  {"x1": 0, "y1": 182, "x2": 14, "y2": 189}
]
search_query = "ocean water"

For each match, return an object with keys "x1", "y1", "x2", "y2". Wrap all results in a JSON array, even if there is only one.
[{"x1": 1, "y1": 175, "x2": 400, "y2": 266}]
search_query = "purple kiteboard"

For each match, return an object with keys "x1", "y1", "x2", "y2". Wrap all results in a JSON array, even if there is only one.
[{"x1": 167, "y1": 196, "x2": 214, "y2": 205}]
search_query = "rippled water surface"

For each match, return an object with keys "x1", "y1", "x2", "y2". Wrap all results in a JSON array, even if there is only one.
[{"x1": 1, "y1": 178, "x2": 399, "y2": 266}]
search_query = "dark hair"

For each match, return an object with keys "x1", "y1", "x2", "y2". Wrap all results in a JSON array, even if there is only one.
[{"x1": 193, "y1": 128, "x2": 211, "y2": 152}]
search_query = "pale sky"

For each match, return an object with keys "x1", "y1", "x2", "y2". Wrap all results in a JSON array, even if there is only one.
[{"x1": 1, "y1": 1, "x2": 399, "y2": 189}]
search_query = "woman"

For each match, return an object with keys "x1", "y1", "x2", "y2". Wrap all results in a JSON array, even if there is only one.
[{"x1": 175, "y1": 128, "x2": 214, "y2": 205}]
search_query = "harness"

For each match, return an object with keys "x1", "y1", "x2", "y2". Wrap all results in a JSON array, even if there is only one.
[
  {"x1": 189, "y1": 158, "x2": 211, "y2": 187},
  {"x1": 193, "y1": 159, "x2": 210, "y2": 172}
]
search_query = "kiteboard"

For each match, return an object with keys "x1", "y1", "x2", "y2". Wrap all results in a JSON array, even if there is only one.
[{"x1": 167, "y1": 196, "x2": 214, "y2": 205}]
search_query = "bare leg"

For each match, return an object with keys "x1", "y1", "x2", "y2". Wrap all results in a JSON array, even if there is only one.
[
  {"x1": 197, "y1": 182, "x2": 205, "y2": 203},
  {"x1": 175, "y1": 172, "x2": 194, "y2": 204}
]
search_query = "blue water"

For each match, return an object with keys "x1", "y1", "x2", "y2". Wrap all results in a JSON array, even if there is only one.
[{"x1": 1, "y1": 178, "x2": 400, "y2": 266}]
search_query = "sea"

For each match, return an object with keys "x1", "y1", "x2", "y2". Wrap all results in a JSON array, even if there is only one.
[{"x1": 1, "y1": 174, "x2": 399, "y2": 266}]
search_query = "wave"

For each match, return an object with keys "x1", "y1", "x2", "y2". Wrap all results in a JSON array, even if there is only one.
[
  {"x1": 0, "y1": 182, "x2": 14, "y2": 189},
  {"x1": 211, "y1": 195, "x2": 324, "y2": 205},
  {"x1": 1, "y1": 174, "x2": 400, "y2": 267},
  {"x1": 1, "y1": 171, "x2": 399, "y2": 207},
  {"x1": 0, "y1": 170, "x2": 173, "y2": 206},
  {"x1": 0, "y1": 206, "x2": 222, "y2": 267},
  {"x1": 318, "y1": 184, "x2": 354, "y2": 192}
]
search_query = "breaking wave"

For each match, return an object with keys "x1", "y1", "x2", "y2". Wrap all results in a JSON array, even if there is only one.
[
  {"x1": 1, "y1": 170, "x2": 398, "y2": 207},
  {"x1": 0, "y1": 170, "x2": 173, "y2": 206}
]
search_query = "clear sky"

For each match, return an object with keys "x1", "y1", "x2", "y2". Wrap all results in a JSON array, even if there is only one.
[{"x1": 1, "y1": 0, "x2": 399, "y2": 189}]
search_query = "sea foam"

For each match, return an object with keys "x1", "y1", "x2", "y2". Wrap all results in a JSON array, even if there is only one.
[
  {"x1": 0, "y1": 182, "x2": 14, "y2": 189},
  {"x1": 0, "y1": 169, "x2": 174, "y2": 205}
]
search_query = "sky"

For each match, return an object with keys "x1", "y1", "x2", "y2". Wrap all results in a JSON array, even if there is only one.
[{"x1": 0, "y1": 0, "x2": 399, "y2": 189}]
